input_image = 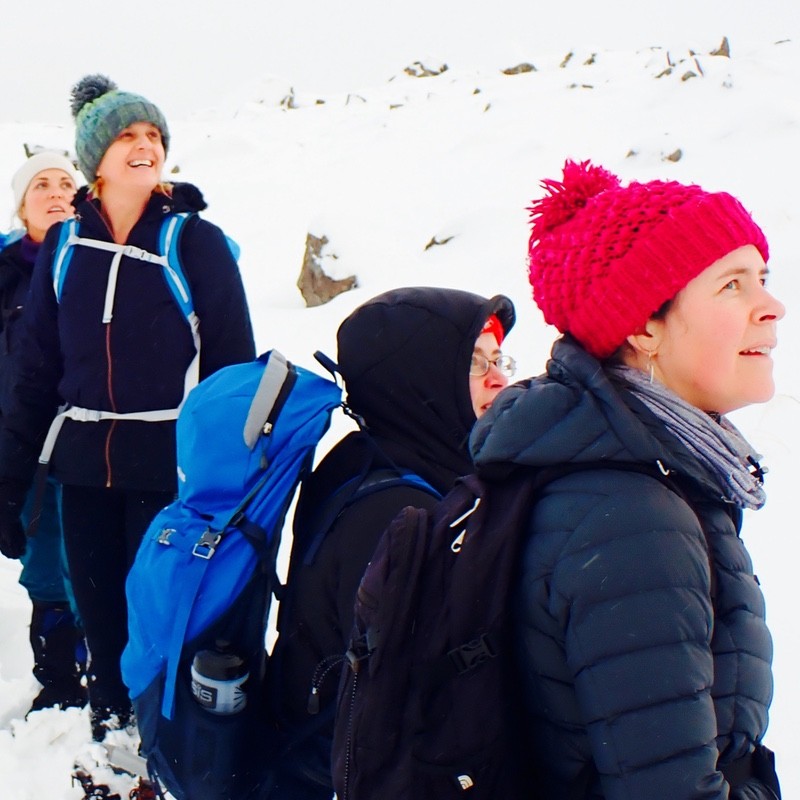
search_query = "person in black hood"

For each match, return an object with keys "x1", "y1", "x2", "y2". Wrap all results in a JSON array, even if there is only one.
[
  {"x1": 267, "y1": 286, "x2": 516, "y2": 799},
  {"x1": 0, "y1": 76, "x2": 255, "y2": 742},
  {"x1": 471, "y1": 161, "x2": 783, "y2": 799}
]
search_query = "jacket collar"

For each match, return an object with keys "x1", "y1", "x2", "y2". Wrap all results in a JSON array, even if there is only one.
[
  {"x1": 470, "y1": 334, "x2": 719, "y2": 496},
  {"x1": 72, "y1": 181, "x2": 208, "y2": 232}
]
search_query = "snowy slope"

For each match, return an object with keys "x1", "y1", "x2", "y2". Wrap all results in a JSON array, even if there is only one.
[{"x1": 1, "y1": 29, "x2": 799, "y2": 799}]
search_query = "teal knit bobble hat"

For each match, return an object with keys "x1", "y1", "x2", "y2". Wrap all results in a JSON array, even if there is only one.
[{"x1": 70, "y1": 74, "x2": 170, "y2": 182}]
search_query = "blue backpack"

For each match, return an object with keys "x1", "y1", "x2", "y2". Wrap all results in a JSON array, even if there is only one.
[
  {"x1": 0, "y1": 228, "x2": 24, "y2": 251},
  {"x1": 121, "y1": 349, "x2": 341, "y2": 800}
]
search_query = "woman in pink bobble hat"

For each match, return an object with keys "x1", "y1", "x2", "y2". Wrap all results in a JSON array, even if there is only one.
[{"x1": 470, "y1": 160, "x2": 783, "y2": 799}]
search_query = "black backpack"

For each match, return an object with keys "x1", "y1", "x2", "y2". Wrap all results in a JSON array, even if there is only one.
[
  {"x1": 262, "y1": 431, "x2": 442, "y2": 795},
  {"x1": 331, "y1": 469, "x2": 542, "y2": 800},
  {"x1": 331, "y1": 463, "x2": 688, "y2": 800}
]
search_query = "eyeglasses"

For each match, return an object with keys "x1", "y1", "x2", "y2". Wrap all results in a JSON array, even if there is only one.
[{"x1": 470, "y1": 353, "x2": 517, "y2": 378}]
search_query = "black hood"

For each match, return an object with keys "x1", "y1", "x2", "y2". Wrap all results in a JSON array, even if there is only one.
[{"x1": 337, "y1": 287, "x2": 515, "y2": 492}]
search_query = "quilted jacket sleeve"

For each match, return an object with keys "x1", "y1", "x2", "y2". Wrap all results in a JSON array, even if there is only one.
[
  {"x1": 518, "y1": 469, "x2": 728, "y2": 799},
  {"x1": 180, "y1": 217, "x2": 256, "y2": 377},
  {"x1": 0, "y1": 225, "x2": 63, "y2": 483}
]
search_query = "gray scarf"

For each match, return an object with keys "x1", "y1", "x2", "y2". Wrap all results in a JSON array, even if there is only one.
[{"x1": 608, "y1": 365, "x2": 767, "y2": 510}]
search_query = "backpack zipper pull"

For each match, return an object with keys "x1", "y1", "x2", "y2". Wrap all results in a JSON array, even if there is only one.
[
  {"x1": 449, "y1": 497, "x2": 480, "y2": 552},
  {"x1": 307, "y1": 686, "x2": 320, "y2": 715},
  {"x1": 307, "y1": 653, "x2": 347, "y2": 714}
]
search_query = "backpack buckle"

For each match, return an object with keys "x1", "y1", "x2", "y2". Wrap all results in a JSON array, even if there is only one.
[
  {"x1": 157, "y1": 527, "x2": 175, "y2": 545},
  {"x1": 192, "y1": 529, "x2": 222, "y2": 559},
  {"x1": 122, "y1": 244, "x2": 149, "y2": 261},
  {"x1": 448, "y1": 634, "x2": 496, "y2": 674}
]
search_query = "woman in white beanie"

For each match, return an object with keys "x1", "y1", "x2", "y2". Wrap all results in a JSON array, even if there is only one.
[
  {"x1": 0, "y1": 152, "x2": 87, "y2": 714},
  {"x1": 10, "y1": 152, "x2": 79, "y2": 239}
]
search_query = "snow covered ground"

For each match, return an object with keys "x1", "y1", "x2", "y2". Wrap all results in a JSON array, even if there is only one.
[{"x1": 1, "y1": 4, "x2": 800, "y2": 797}]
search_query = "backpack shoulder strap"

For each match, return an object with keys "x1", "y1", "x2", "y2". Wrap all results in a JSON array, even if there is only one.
[
  {"x1": 44, "y1": 212, "x2": 202, "y2": 415},
  {"x1": 50, "y1": 212, "x2": 197, "y2": 323},
  {"x1": 0, "y1": 228, "x2": 24, "y2": 252},
  {"x1": 298, "y1": 438, "x2": 441, "y2": 569},
  {"x1": 157, "y1": 211, "x2": 196, "y2": 322},
  {"x1": 352, "y1": 468, "x2": 439, "y2": 505},
  {"x1": 436, "y1": 461, "x2": 694, "y2": 679},
  {"x1": 52, "y1": 218, "x2": 80, "y2": 301},
  {"x1": 157, "y1": 211, "x2": 201, "y2": 398}
]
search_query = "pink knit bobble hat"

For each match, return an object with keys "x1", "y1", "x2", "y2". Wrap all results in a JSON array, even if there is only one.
[{"x1": 527, "y1": 159, "x2": 769, "y2": 358}]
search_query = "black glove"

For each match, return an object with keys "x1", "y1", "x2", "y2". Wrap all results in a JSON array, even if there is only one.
[
  {"x1": 0, "y1": 480, "x2": 28, "y2": 559},
  {"x1": 731, "y1": 779, "x2": 780, "y2": 800},
  {"x1": 729, "y1": 745, "x2": 781, "y2": 800}
]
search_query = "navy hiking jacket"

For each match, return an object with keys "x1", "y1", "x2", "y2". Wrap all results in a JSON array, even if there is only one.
[
  {"x1": 0, "y1": 236, "x2": 39, "y2": 415},
  {"x1": 0, "y1": 183, "x2": 255, "y2": 492}
]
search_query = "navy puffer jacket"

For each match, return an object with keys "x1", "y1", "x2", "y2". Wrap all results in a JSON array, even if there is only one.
[
  {"x1": 0, "y1": 184, "x2": 255, "y2": 491},
  {"x1": 470, "y1": 335, "x2": 775, "y2": 800}
]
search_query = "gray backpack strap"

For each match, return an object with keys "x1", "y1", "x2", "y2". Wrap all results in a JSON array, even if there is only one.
[{"x1": 243, "y1": 351, "x2": 291, "y2": 450}]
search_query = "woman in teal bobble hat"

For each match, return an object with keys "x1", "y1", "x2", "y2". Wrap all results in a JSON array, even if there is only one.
[{"x1": 0, "y1": 74, "x2": 256, "y2": 742}]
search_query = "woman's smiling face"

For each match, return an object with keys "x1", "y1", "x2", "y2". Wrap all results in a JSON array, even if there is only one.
[{"x1": 96, "y1": 121, "x2": 165, "y2": 192}]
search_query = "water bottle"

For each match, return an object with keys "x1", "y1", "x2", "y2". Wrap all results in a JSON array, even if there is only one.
[{"x1": 190, "y1": 639, "x2": 249, "y2": 715}]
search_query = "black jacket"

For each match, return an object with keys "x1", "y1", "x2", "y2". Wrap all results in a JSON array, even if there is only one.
[
  {"x1": 268, "y1": 287, "x2": 515, "y2": 795},
  {"x1": 470, "y1": 335, "x2": 775, "y2": 800},
  {"x1": 0, "y1": 184, "x2": 255, "y2": 491},
  {"x1": 0, "y1": 236, "x2": 38, "y2": 415}
]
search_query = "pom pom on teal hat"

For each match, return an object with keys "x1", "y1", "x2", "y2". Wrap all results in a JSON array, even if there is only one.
[{"x1": 70, "y1": 74, "x2": 170, "y2": 182}]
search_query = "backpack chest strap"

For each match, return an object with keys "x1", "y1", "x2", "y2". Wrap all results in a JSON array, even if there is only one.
[
  {"x1": 62, "y1": 233, "x2": 169, "y2": 323},
  {"x1": 39, "y1": 230, "x2": 202, "y2": 465},
  {"x1": 38, "y1": 404, "x2": 181, "y2": 466},
  {"x1": 44, "y1": 218, "x2": 202, "y2": 456}
]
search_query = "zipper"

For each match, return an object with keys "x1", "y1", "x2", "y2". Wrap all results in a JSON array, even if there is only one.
[
  {"x1": 83, "y1": 200, "x2": 129, "y2": 489},
  {"x1": 81, "y1": 199, "x2": 116, "y2": 240},
  {"x1": 104, "y1": 324, "x2": 117, "y2": 487},
  {"x1": 343, "y1": 670, "x2": 359, "y2": 800},
  {"x1": 78, "y1": 196, "x2": 176, "y2": 489}
]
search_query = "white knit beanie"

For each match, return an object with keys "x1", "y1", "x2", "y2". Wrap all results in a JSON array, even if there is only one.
[{"x1": 12, "y1": 152, "x2": 81, "y2": 213}]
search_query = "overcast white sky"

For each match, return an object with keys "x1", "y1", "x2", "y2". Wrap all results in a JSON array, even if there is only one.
[{"x1": 5, "y1": 0, "x2": 798, "y2": 123}]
